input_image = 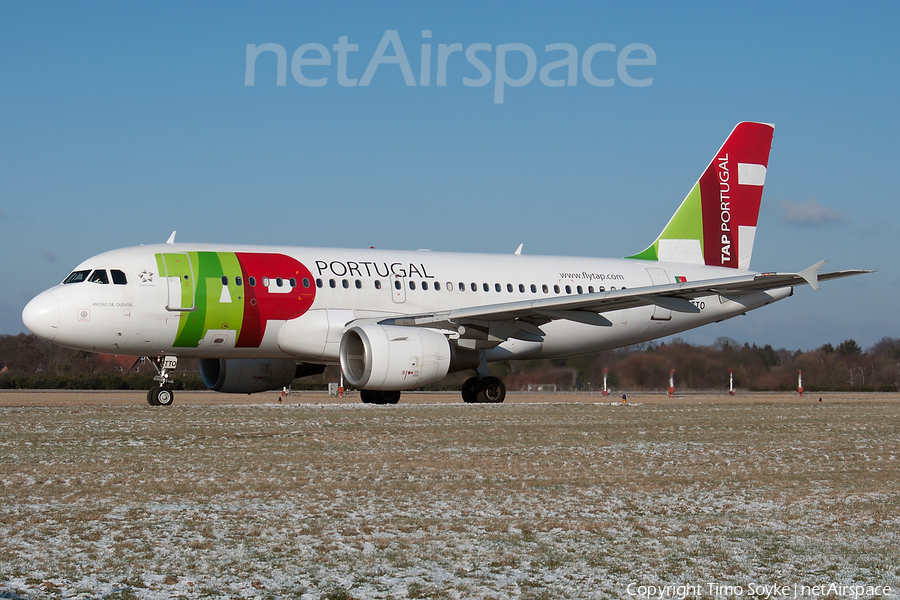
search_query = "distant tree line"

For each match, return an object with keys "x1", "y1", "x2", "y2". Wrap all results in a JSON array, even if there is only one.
[
  {"x1": 502, "y1": 336, "x2": 900, "y2": 393},
  {"x1": 0, "y1": 334, "x2": 205, "y2": 391},
  {"x1": 1, "y1": 333, "x2": 898, "y2": 392}
]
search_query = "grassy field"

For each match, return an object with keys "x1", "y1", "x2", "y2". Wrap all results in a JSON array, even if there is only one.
[{"x1": 1, "y1": 391, "x2": 899, "y2": 599}]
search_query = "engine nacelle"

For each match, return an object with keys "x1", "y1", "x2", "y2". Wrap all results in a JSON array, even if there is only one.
[
  {"x1": 199, "y1": 358, "x2": 300, "y2": 394},
  {"x1": 340, "y1": 325, "x2": 451, "y2": 390}
]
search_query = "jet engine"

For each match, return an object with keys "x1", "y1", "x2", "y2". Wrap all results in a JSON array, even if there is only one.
[
  {"x1": 340, "y1": 324, "x2": 452, "y2": 390},
  {"x1": 199, "y1": 358, "x2": 315, "y2": 394}
]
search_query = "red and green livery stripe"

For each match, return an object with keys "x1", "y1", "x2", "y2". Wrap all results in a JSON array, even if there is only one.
[{"x1": 155, "y1": 251, "x2": 316, "y2": 348}]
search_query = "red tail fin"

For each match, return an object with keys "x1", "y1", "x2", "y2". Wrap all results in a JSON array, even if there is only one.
[{"x1": 628, "y1": 122, "x2": 775, "y2": 269}]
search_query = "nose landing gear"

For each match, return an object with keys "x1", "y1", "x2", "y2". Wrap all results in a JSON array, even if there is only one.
[{"x1": 147, "y1": 356, "x2": 178, "y2": 406}]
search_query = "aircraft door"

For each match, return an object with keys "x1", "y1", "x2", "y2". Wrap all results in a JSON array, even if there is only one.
[
  {"x1": 392, "y1": 274, "x2": 406, "y2": 303},
  {"x1": 161, "y1": 253, "x2": 195, "y2": 311},
  {"x1": 646, "y1": 268, "x2": 672, "y2": 321}
]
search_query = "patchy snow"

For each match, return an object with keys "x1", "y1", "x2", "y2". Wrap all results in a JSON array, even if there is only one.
[{"x1": 1, "y1": 401, "x2": 899, "y2": 598}]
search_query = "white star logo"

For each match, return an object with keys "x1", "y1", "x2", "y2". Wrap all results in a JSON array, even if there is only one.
[{"x1": 139, "y1": 269, "x2": 154, "y2": 283}]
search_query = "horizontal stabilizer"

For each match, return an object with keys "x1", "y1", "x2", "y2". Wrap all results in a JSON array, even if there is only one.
[{"x1": 798, "y1": 260, "x2": 827, "y2": 291}]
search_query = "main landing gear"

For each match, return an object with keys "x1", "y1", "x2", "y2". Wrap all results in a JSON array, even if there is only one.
[
  {"x1": 461, "y1": 376, "x2": 506, "y2": 403},
  {"x1": 357, "y1": 377, "x2": 506, "y2": 405},
  {"x1": 360, "y1": 389, "x2": 402, "y2": 405},
  {"x1": 147, "y1": 356, "x2": 178, "y2": 406}
]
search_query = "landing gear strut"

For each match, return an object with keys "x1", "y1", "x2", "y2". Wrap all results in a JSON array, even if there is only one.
[
  {"x1": 461, "y1": 376, "x2": 506, "y2": 403},
  {"x1": 147, "y1": 356, "x2": 178, "y2": 406}
]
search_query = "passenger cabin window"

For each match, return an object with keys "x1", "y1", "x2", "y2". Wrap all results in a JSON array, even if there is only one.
[
  {"x1": 222, "y1": 276, "x2": 229, "y2": 285},
  {"x1": 249, "y1": 276, "x2": 257, "y2": 287},
  {"x1": 235, "y1": 276, "x2": 243, "y2": 286},
  {"x1": 110, "y1": 270, "x2": 127, "y2": 285},
  {"x1": 375, "y1": 280, "x2": 382, "y2": 290},
  {"x1": 63, "y1": 270, "x2": 91, "y2": 284},
  {"x1": 88, "y1": 270, "x2": 110, "y2": 284},
  {"x1": 434, "y1": 281, "x2": 441, "y2": 291}
]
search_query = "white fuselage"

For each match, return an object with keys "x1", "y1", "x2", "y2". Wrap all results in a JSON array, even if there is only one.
[{"x1": 22, "y1": 243, "x2": 790, "y2": 365}]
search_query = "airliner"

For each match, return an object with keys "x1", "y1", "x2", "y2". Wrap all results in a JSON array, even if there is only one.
[{"x1": 21, "y1": 123, "x2": 868, "y2": 405}]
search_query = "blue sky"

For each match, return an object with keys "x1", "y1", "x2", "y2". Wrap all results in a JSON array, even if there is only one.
[{"x1": 2, "y1": 1, "x2": 897, "y2": 350}]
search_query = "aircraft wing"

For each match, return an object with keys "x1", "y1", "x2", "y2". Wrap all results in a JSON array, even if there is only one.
[{"x1": 379, "y1": 262, "x2": 871, "y2": 340}]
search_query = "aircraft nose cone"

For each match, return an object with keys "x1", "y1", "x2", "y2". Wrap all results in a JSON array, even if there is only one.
[{"x1": 22, "y1": 291, "x2": 60, "y2": 342}]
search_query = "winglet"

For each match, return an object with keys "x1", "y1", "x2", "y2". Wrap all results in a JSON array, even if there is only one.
[
  {"x1": 166, "y1": 231, "x2": 177, "y2": 245},
  {"x1": 799, "y1": 260, "x2": 827, "y2": 291},
  {"x1": 514, "y1": 243, "x2": 523, "y2": 256}
]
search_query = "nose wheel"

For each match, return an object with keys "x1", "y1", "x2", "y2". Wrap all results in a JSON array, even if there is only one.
[
  {"x1": 147, "y1": 386, "x2": 175, "y2": 406},
  {"x1": 147, "y1": 356, "x2": 178, "y2": 406}
]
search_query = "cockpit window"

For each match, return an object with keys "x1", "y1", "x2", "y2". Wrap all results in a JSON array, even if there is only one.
[
  {"x1": 111, "y1": 270, "x2": 127, "y2": 285},
  {"x1": 88, "y1": 270, "x2": 110, "y2": 284},
  {"x1": 63, "y1": 270, "x2": 90, "y2": 284}
]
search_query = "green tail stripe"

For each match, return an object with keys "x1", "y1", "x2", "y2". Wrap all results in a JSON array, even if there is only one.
[{"x1": 626, "y1": 181, "x2": 705, "y2": 260}]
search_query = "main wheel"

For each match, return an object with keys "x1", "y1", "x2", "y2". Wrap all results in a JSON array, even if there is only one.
[
  {"x1": 148, "y1": 386, "x2": 175, "y2": 407},
  {"x1": 476, "y1": 376, "x2": 506, "y2": 403},
  {"x1": 361, "y1": 390, "x2": 401, "y2": 405},
  {"x1": 462, "y1": 376, "x2": 479, "y2": 403},
  {"x1": 381, "y1": 390, "x2": 401, "y2": 404}
]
